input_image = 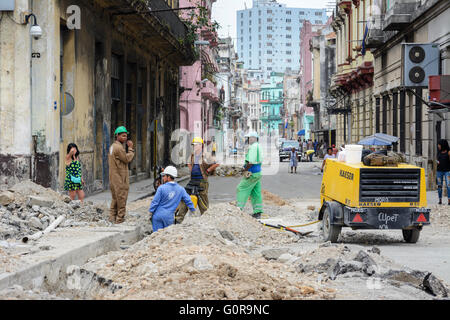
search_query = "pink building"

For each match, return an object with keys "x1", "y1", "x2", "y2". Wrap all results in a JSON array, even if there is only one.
[
  {"x1": 299, "y1": 20, "x2": 320, "y2": 116},
  {"x1": 179, "y1": 0, "x2": 219, "y2": 143}
]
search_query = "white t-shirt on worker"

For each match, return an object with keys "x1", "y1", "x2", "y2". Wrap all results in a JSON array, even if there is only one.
[{"x1": 324, "y1": 154, "x2": 336, "y2": 160}]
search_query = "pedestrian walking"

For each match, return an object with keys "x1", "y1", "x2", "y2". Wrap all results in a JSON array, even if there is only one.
[
  {"x1": 212, "y1": 137, "x2": 217, "y2": 157},
  {"x1": 236, "y1": 132, "x2": 264, "y2": 219},
  {"x1": 307, "y1": 139, "x2": 313, "y2": 151},
  {"x1": 149, "y1": 166, "x2": 196, "y2": 232},
  {"x1": 436, "y1": 139, "x2": 450, "y2": 205},
  {"x1": 302, "y1": 139, "x2": 307, "y2": 154},
  {"x1": 64, "y1": 143, "x2": 85, "y2": 202},
  {"x1": 289, "y1": 147, "x2": 298, "y2": 173},
  {"x1": 321, "y1": 147, "x2": 336, "y2": 172},
  {"x1": 108, "y1": 126, "x2": 135, "y2": 224},
  {"x1": 313, "y1": 140, "x2": 318, "y2": 156},
  {"x1": 175, "y1": 137, "x2": 219, "y2": 224}
]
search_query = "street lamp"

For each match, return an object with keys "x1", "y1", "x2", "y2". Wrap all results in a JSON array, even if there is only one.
[{"x1": 25, "y1": 13, "x2": 42, "y2": 39}]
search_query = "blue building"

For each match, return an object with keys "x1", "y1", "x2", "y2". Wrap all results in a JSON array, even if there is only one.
[
  {"x1": 237, "y1": 0, "x2": 327, "y2": 81},
  {"x1": 260, "y1": 72, "x2": 284, "y2": 136}
]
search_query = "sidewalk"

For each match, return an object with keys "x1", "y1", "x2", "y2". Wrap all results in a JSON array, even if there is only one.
[{"x1": 86, "y1": 168, "x2": 190, "y2": 206}]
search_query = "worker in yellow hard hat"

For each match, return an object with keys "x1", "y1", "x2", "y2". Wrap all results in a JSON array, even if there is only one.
[{"x1": 175, "y1": 136, "x2": 219, "y2": 224}]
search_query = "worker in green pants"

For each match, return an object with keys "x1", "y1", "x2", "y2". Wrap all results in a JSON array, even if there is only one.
[{"x1": 236, "y1": 131, "x2": 263, "y2": 219}]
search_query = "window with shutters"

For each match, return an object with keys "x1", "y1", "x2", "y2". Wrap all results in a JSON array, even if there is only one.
[{"x1": 111, "y1": 54, "x2": 121, "y2": 101}]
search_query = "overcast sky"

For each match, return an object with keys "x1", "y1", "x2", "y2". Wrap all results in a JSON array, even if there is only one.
[{"x1": 212, "y1": 0, "x2": 333, "y2": 40}]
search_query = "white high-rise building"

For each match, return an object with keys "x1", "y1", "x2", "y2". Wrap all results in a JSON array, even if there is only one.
[{"x1": 237, "y1": 0, "x2": 327, "y2": 81}]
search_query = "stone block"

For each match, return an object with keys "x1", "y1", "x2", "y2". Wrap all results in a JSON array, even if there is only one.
[{"x1": 27, "y1": 196, "x2": 53, "y2": 208}]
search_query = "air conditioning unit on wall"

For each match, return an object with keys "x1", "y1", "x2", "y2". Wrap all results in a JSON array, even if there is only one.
[
  {"x1": 402, "y1": 43, "x2": 440, "y2": 87},
  {"x1": 0, "y1": 0, "x2": 14, "y2": 11}
]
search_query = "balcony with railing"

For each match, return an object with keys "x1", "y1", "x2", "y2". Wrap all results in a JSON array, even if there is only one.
[
  {"x1": 383, "y1": 0, "x2": 418, "y2": 31},
  {"x1": 106, "y1": 0, "x2": 197, "y2": 65}
]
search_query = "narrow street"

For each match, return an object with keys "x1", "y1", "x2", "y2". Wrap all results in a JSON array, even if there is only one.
[{"x1": 1, "y1": 0, "x2": 450, "y2": 308}]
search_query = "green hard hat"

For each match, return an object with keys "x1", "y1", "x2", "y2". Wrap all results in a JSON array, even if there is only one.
[{"x1": 114, "y1": 126, "x2": 129, "y2": 135}]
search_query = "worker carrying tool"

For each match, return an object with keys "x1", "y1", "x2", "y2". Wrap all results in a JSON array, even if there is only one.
[
  {"x1": 236, "y1": 131, "x2": 264, "y2": 219},
  {"x1": 175, "y1": 136, "x2": 219, "y2": 224},
  {"x1": 108, "y1": 126, "x2": 135, "y2": 224},
  {"x1": 149, "y1": 166, "x2": 195, "y2": 232}
]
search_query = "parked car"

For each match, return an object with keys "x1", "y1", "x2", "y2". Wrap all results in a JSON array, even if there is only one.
[{"x1": 279, "y1": 140, "x2": 301, "y2": 162}]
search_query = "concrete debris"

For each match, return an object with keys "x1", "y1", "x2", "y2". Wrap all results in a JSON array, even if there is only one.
[
  {"x1": 423, "y1": 273, "x2": 448, "y2": 298},
  {"x1": 193, "y1": 255, "x2": 214, "y2": 271},
  {"x1": 0, "y1": 181, "x2": 109, "y2": 241},
  {"x1": 27, "y1": 196, "x2": 53, "y2": 208},
  {"x1": 0, "y1": 191, "x2": 15, "y2": 206},
  {"x1": 261, "y1": 248, "x2": 289, "y2": 260},
  {"x1": 278, "y1": 253, "x2": 296, "y2": 264},
  {"x1": 214, "y1": 165, "x2": 244, "y2": 177},
  {"x1": 0, "y1": 285, "x2": 66, "y2": 300},
  {"x1": 381, "y1": 269, "x2": 448, "y2": 297},
  {"x1": 66, "y1": 265, "x2": 122, "y2": 298},
  {"x1": 327, "y1": 260, "x2": 364, "y2": 280},
  {"x1": 79, "y1": 203, "x2": 333, "y2": 300}
]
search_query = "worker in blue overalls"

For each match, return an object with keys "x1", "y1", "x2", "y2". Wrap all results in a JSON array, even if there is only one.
[{"x1": 149, "y1": 166, "x2": 195, "y2": 232}]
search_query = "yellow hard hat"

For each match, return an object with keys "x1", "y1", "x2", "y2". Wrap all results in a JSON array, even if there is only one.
[{"x1": 192, "y1": 137, "x2": 204, "y2": 144}]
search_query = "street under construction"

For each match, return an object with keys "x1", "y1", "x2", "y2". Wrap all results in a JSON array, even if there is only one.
[{"x1": 0, "y1": 160, "x2": 449, "y2": 301}]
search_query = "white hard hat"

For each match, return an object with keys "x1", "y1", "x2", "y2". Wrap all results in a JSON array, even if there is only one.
[
  {"x1": 245, "y1": 131, "x2": 259, "y2": 138},
  {"x1": 161, "y1": 166, "x2": 178, "y2": 178}
]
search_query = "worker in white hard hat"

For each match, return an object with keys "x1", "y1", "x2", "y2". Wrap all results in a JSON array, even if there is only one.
[
  {"x1": 149, "y1": 166, "x2": 195, "y2": 232},
  {"x1": 175, "y1": 136, "x2": 219, "y2": 224},
  {"x1": 236, "y1": 131, "x2": 264, "y2": 219}
]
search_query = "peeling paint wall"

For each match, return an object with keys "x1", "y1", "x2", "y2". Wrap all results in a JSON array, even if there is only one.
[
  {"x1": 0, "y1": 0, "x2": 32, "y2": 187},
  {"x1": 1, "y1": 0, "x2": 186, "y2": 192}
]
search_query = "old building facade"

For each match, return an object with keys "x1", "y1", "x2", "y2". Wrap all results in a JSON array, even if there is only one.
[
  {"x1": 329, "y1": 0, "x2": 450, "y2": 189},
  {"x1": 0, "y1": 0, "x2": 196, "y2": 192}
]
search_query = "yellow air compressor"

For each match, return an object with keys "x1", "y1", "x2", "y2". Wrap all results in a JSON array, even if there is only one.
[{"x1": 319, "y1": 158, "x2": 430, "y2": 243}]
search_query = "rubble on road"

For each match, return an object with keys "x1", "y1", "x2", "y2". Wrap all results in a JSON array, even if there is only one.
[
  {"x1": 0, "y1": 285, "x2": 66, "y2": 300},
  {"x1": 80, "y1": 203, "x2": 333, "y2": 300},
  {"x1": 0, "y1": 180, "x2": 110, "y2": 241},
  {"x1": 214, "y1": 165, "x2": 244, "y2": 177}
]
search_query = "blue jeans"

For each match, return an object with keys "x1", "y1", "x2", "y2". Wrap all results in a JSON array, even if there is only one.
[{"x1": 436, "y1": 171, "x2": 450, "y2": 199}]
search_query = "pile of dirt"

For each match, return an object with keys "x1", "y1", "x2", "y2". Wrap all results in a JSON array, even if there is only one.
[
  {"x1": 0, "y1": 180, "x2": 110, "y2": 241},
  {"x1": 81, "y1": 203, "x2": 335, "y2": 299},
  {"x1": 262, "y1": 190, "x2": 286, "y2": 206}
]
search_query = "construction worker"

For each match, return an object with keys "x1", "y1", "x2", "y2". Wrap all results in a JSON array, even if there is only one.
[
  {"x1": 175, "y1": 137, "x2": 219, "y2": 224},
  {"x1": 236, "y1": 131, "x2": 263, "y2": 219},
  {"x1": 149, "y1": 166, "x2": 195, "y2": 232},
  {"x1": 108, "y1": 126, "x2": 134, "y2": 224}
]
